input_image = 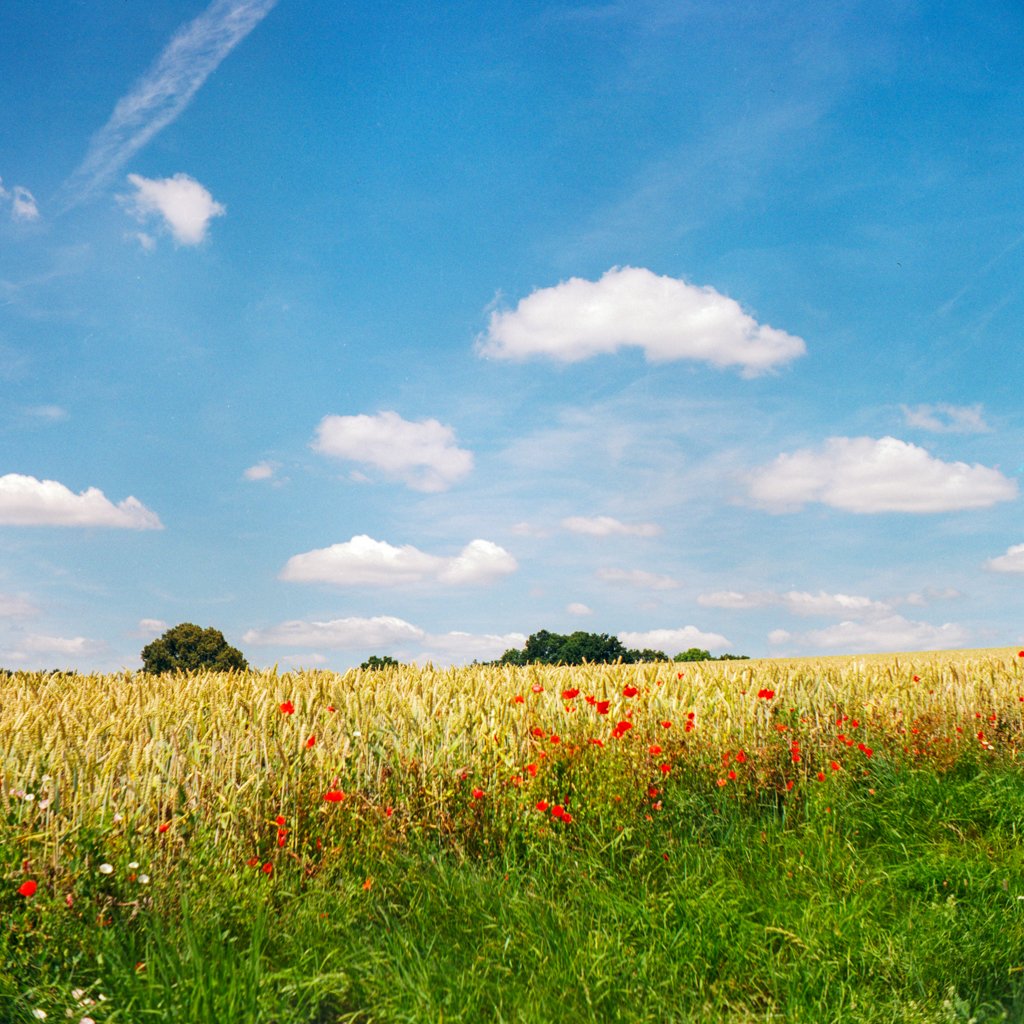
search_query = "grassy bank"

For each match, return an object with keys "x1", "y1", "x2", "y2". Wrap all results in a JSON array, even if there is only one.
[{"x1": 3, "y1": 651, "x2": 1023, "y2": 1022}]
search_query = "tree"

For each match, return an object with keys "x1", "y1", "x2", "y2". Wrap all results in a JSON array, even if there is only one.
[
  {"x1": 141, "y1": 623, "x2": 248, "y2": 674},
  {"x1": 497, "y1": 630, "x2": 667, "y2": 666},
  {"x1": 360, "y1": 655, "x2": 400, "y2": 670},
  {"x1": 674, "y1": 647, "x2": 711, "y2": 662}
]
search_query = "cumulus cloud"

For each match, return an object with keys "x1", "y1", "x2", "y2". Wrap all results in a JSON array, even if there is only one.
[
  {"x1": 61, "y1": 0, "x2": 277, "y2": 205},
  {"x1": 802, "y1": 615, "x2": 968, "y2": 653},
  {"x1": 280, "y1": 535, "x2": 516, "y2": 587},
  {"x1": 0, "y1": 474, "x2": 162, "y2": 529},
  {"x1": 901, "y1": 403, "x2": 990, "y2": 434},
  {"x1": 136, "y1": 618, "x2": 169, "y2": 636},
  {"x1": 244, "y1": 616, "x2": 526, "y2": 666},
  {"x1": 748, "y1": 436, "x2": 1017, "y2": 513},
  {"x1": 985, "y1": 543, "x2": 1024, "y2": 573},
  {"x1": 17, "y1": 634, "x2": 103, "y2": 658},
  {"x1": 699, "y1": 589, "x2": 891, "y2": 618},
  {"x1": 619, "y1": 626, "x2": 732, "y2": 652},
  {"x1": 596, "y1": 568, "x2": 680, "y2": 590},
  {"x1": 567, "y1": 602, "x2": 593, "y2": 616},
  {"x1": 244, "y1": 615, "x2": 426, "y2": 650},
  {"x1": 122, "y1": 173, "x2": 225, "y2": 245},
  {"x1": 313, "y1": 411, "x2": 473, "y2": 492},
  {"x1": 0, "y1": 179, "x2": 40, "y2": 222},
  {"x1": 476, "y1": 266, "x2": 806, "y2": 376},
  {"x1": 413, "y1": 630, "x2": 528, "y2": 665},
  {"x1": 562, "y1": 515, "x2": 661, "y2": 537}
]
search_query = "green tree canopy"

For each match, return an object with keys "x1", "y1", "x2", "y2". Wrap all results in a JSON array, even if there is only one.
[
  {"x1": 360, "y1": 655, "x2": 400, "y2": 670},
  {"x1": 497, "y1": 630, "x2": 667, "y2": 666},
  {"x1": 141, "y1": 623, "x2": 248, "y2": 675}
]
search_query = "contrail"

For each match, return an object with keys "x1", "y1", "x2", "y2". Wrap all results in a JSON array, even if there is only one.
[{"x1": 58, "y1": 0, "x2": 277, "y2": 210}]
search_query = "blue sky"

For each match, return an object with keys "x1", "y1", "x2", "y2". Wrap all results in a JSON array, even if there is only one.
[{"x1": 1, "y1": 0, "x2": 1022, "y2": 672}]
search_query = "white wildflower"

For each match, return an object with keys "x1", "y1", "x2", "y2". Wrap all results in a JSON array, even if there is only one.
[
  {"x1": 98, "y1": 863, "x2": 113, "y2": 875},
  {"x1": 137, "y1": 874, "x2": 150, "y2": 884},
  {"x1": 128, "y1": 862, "x2": 139, "y2": 870}
]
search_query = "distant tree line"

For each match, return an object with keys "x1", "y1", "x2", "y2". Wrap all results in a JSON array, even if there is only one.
[{"x1": 494, "y1": 631, "x2": 747, "y2": 667}]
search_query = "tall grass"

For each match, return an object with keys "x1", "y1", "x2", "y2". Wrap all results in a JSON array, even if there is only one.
[{"x1": 2, "y1": 649, "x2": 1023, "y2": 1022}]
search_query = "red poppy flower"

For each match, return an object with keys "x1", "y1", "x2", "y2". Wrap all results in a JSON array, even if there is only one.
[
  {"x1": 786, "y1": 780, "x2": 794, "y2": 791},
  {"x1": 262, "y1": 863, "x2": 273, "y2": 875},
  {"x1": 596, "y1": 700, "x2": 610, "y2": 715},
  {"x1": 660, "y1": 763, "x2": 671, "y2": 775},
  {"x1": 384, "y1": 806, "x2": 394, "y2": 817},
  {"x1": 611, "y1": 720, "x2": 633, "y2": 739},
  {"x1": 17, "y1": 880, "x2": 37, "y2": 897},
  {"x1": 1018, "y1": 651, "x2": 1024, "y2": 658},
  {"x1": 791, "y1": 753, "x2": 801, "y2": 764},
  {"x1": 649, "y1": 744, "x2": 662, "y2": 755},
  {"x1": 661, "y1": 720, "x2": 672, "y2": 729},
  {"x1": 512, "y1": 695, "x2": 525, "y2": 704},
  {"x1": 323, "y1": 790, "x2": 346, "y2": 802},
  {"x1": 525, "y1": 762, "x2": 538, "y2": 777},
  {"x1": 816, "y1": 771, "x2": 826, "y2": 782},
  {"x1": 727, "y1": 770, "x2": 737, "y2": 781},
  {"x1": 684, "y1": 721, "x2": 694, "y2": 732},
  {"x1": 536, "y1": 800, "x2": 549, "y2": 812},
  {"x1": 531, "y1": 726, "x2": 545, "y2": 737},
  {"x1": 912, "y1": 675, "x2": 920, "y2": 682},
  {"x1": 327, "y1": 705, "x2": 336, "y2": 712},
  {"x1": 471, "y1": 787, "x2": 484, "y2": 800},
  {"x1": 551, "y1": 804, "x2": 565, "y2": 819},
  {"x1": 531, "y1": 684, "x2": 544, "y2": 694},
  {"x1": 830, "y1": 761, "x2": 841, "y2": 771},
  {"x1": 622, "y1": 685, "x2": 639, "y2": 697},
  {"x1": 277, "y1": 832, "x2": 287, "y2": 847},
  {"x1": 158, "y1": 822, "x2": 170, "y2": 833},
  {"x1": 757, "y1": 689, "x2": 775, "y2": 699},
  {"x1": 279, "y1": 701, "x2": 295, "y2": 715},
  {"x1": 735, "y1": 750, "x2": 747, "y2": 764},
  {"x1": 306, "y1": 735, "x2": 316, "y2": 748},
  {"x1": 588, "y1": 737, "x2": 604, "y2": 747},
  {"x1": 275, "y1": 814, "x2": 286, "y2": 826},
  {"x1": 562, "y1": 688, "x2": 580, "y2": 700},
  {"x1": 550, "y1": 734, "x2": 561, "y2": 744},
  {"x1": 716, "y1": 778, "x2": 727, "y2": 787},
  {"x1": 561, "y1": 812, "x2": 573, "y2": 823},
  {"x1": 677, "y1": 672, "x2": 684, "y2": 679},
  {"x1": 247, "y1": 857, "x2": 259, "y2": 867},
  {"x1": 584, "y1": 694, "x2": 596, "y2": 705},
  {"x1": 857, "y1": 743, "x2": 873, "y2": 757}
]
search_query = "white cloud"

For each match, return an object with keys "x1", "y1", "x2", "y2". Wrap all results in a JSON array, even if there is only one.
[
  {"x1": 0, "y1": 179, "x2": 39, "y2": 221},
  {"x1": 700, "y1": 589, "x2": 891, "y2": 618},
  {"x1": 476, "y1": 266, "x2": 805, "y2": 376},
  {"x1": 414, "y1": 630, "x2": 528, "y2": 665},
  {"x1": 280, "y1": 535, "x2": 516, "y2": 587},
  {"x1": 136, "y1": 618, "x2": 169, "y2": 636},
  {"x1": 61, "y1": 0, "x2": 277, "y2": 205},
  {"x1": 244, "y1": 615, "x2": 426, "y2": 650},
  {"x1": 803, "y1": 615, "x2": 968, "y2": 653},
  {"x1": 25, "y1": 405, "x2": 68, "y2": 422},
  {"x1": 768, "y1": 629, "x2": 792, "y2": 645},
  {"x1": 748, "y1": 436, "x2": 1017, "y2": 513},
  {"x1": 567, "y1": 602, "x2": 592, "y2": 616},
  {"x1": 985, "y1": 543, "x2": 1024, "y2": 574},
  {"x1": 123, "y1": 173, "x2": 225, "y2": 245},
  {"x1": 20, "y1": 634, "x2": 102, "y2": 657},
  {"x1": 619, "y1": 626, "x2": 732, "y2": 653},
  {"x1": 596, "y1": 567, "x2": 680, "y2": 590},
  {"x1": 243, "y1": 461, "x2": 277, "y2": 481},
  {"x1": 0, "y1": 474, "x2": 163, "y2": 529},
  {"x1": 562, "y1": 515, "x2": 661, "y2": 537},
  {"x1": 313, "y1": 411, "x2": 473, "y2": 492},
  {"x1": 901, "y1": 403, "x2": 990, "y2": 434},
  {"x1": 0, "y1": 593, "x2": 39, "y2": 618}
]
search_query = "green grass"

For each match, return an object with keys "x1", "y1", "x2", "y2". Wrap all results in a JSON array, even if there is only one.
[{"x1": 6, "y1": 762, "x2": 1024, "y2": 1024}]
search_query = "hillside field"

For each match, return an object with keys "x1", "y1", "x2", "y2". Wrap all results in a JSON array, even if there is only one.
[{"x1": 3, "y1": 649, "x2": 1024, "y2": 1023}]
